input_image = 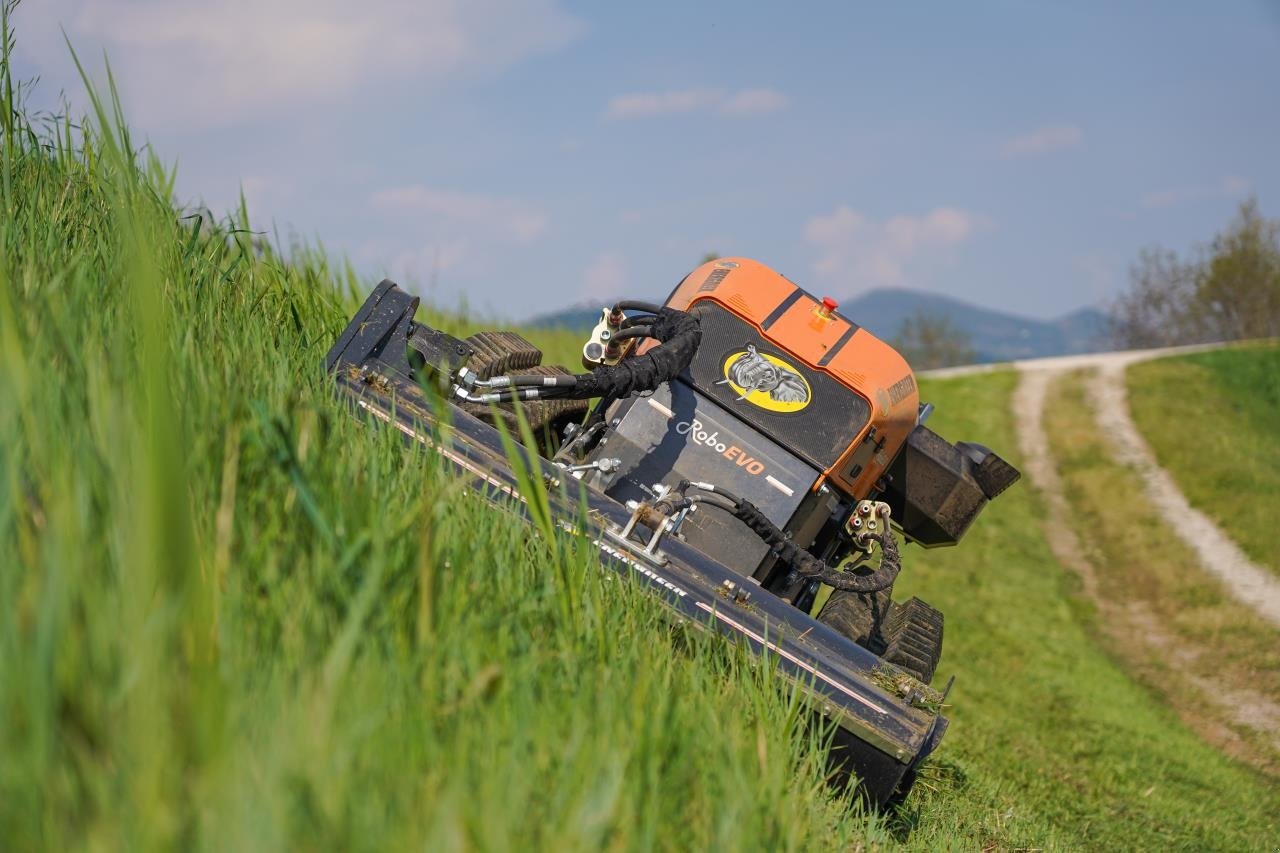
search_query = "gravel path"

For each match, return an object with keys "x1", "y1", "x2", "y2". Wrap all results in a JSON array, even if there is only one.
[
  {"x1": 1009, "y1": 367, "x2": 1101, "y2": 600},
  {"x1": 927, "y1": 344, "x2": 1280, "y2": 626},
  {"x1": 992, "y1": 346, "x2": 1280, "y2": 760},
  {"x1": 1087, "y1": 360, "x2": 1280, "y2": 626}
]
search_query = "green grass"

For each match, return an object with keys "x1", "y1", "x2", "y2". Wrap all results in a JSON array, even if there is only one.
[
  {"x1": 3, "y1": 30, "x2": 1279, "y2": 849},
  {"x1": 0, "y1": 40, "x2": 872, "y2": 851},
  {"x1": 1127, "y1": 343, "x2": 1280, "y2": 576}
]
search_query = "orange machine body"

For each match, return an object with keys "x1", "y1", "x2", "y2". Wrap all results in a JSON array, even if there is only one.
[{"x1": 658, "y1": 257, "x2": 919, "y2": 499}]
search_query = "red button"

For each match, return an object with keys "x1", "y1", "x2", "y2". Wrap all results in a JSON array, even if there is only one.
[{"x1": 821, "y1": 296, "x2": 838, "y2": 312}]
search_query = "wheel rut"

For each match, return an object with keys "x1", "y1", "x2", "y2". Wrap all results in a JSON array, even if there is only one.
[
  {"x1": 997, "y1": 348, "x2": 1280, "y2": 769},
  {"x1": 1087, "y1": 360, "x2": 1280, "y2": 625}
]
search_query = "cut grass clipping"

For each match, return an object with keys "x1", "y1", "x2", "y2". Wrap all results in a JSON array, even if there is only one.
[
  {"x1": 3, "y1": 16, "x2": 1279, "y2": 849},
  {"x1": 1126, "y1": 342, "x2": 1280, "y2": 577}
]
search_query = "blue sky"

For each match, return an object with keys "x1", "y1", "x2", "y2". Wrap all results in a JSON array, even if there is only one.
[{"x1": 14, "y1": 1, "x2": 1280, "y2": 320}]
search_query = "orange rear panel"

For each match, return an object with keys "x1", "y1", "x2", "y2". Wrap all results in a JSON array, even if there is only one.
[{"x1": 662, "y1": 258, "x2": 919, "y2": 497}]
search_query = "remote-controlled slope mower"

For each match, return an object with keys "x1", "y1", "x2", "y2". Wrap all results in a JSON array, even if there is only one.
[{"x1": 326, "y1": 257, "x2": 1019, "y2": 806}]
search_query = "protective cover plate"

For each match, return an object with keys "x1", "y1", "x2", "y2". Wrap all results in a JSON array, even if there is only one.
[{"x1": 592, "y1": 380, "x2": 820, "y2": 570}]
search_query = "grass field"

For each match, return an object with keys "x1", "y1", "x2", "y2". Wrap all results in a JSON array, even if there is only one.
[
  {"x1": 890, "y1": 373, "x2": 1279, "y2": 849},
  {"x1": 1044, "y1": 369, "x2": 1280, "y2": 774},
  {"x1": 1127, "y1": 343, "x2": 1280, "y2": 576},
  {"x1": 3, "y1": 31, "x2": 1279, "y2": 849}
]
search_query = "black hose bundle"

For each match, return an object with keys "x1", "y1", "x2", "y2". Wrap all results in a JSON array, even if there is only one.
[
  {"x1": 463, "y1": 305, "x2": 699, "y2": 404},
  {"x1": 731, "y1": 499, "x2": 900, "y2": 592},
  {"x1": 658, "y1": 484, "x2": 900, "y2": 593},
  {"x1": 608, "y1": 326, "x2": 653, "y2": 343},
  {"x1": 612, "y1": 300, "x2": 664, "y2": 315},
  {"x1": 570, "y1": 307, "x2": 701, "y2": 399}
]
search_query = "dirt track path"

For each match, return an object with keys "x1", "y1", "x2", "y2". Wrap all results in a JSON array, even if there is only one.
[
  {"x1": 1014, "y1": 348, "x2": 1280, "y2": 626},
  {"x1": 991, "y1": 346, "x2": 1280, "y2": 761},
  {"x1": 1087, "y1": 360, "x2": 1280, "y2": 625},
  {"x1": 1008, "y1": 367, "x2": 1102, "y2": 600},
  {"x1": 930, "y1": 345, "x2": 1280, "y2": 626}
]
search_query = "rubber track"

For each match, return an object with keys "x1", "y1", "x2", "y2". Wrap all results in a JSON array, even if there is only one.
[
  {"x1": 465, "y1": 330, "x2": 543, "y2": 379},
  {"x1": 817, "y1": 587, "x2": 891, "y2": 655},
  {"x1": 818, "y1": 590, "x2": 943, "y2": 684},
  {"x1": 880, "y1": 597, "x2": 943, "y2": 685}
]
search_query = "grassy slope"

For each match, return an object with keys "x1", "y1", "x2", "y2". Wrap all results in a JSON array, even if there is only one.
[
  {"x1": 2, "y1": 47, "x2": 1278, "y2": 848},
  {"x1": 0, "y1": 64, "x2": 872, "y2": 850},
  {"x1": 1126, "y1": 343, "x2": 1280, "y2": 576}
]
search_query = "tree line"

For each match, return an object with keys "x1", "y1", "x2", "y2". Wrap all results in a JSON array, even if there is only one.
[{"x1": 1111, "y1": 198, "x2": 1280, "y2": 348}]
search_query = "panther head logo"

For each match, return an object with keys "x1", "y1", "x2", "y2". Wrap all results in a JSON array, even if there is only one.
[{"x1": 720, "y1": 344, "x2": 810, "y2": 406}]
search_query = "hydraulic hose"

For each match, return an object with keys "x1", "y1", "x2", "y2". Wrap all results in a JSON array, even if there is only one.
[
  {"x1": 612, "y1": 299, "x2": 664, "y2": 315},
  {"x1": 608, "y1": 326, "x2": 653, "y2": 343},
  {"x1": 455, "y1": 305, "x2": 700, "y2": 404},
  {"x1": 658, "y1": 483, "x2": 901, "y2": 593},
  {"x1": 733, "y1": 499, "x2": 901, "y2": 592}
]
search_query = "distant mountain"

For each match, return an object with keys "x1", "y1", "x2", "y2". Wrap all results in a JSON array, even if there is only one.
[
  {"x1": 526, "y1": 289, "x2": 1111, "y2": 364},
  {"x1": 838, "y1": 289, "x2": 1110, "y2": 363}
]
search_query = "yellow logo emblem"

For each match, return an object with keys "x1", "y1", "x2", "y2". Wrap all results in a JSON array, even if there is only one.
[{"x1": 719, "y1": 345, "x2": 811, "y2": 413}]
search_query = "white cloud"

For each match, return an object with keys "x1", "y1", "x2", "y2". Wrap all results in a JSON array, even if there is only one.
[
  {"x1": 718, "y1": 88, "x2": 789, "y2": 117},
  {"x1": 581, "y1": 251, "x2": 627, "y2": 299},
  {"x1": 606, "y1": 89, "x2": 719, "y2": 120},
  {"x1": 1142, "y1": 175, "x2": 1250, "y2": 209},
  {"x1": 605, "y1": 87, "x2": 787, "y2": 120},
  {"x1": 1001, "y1": 124, "x2": 1083, "y2": 158},
  {"x1": 804, "y1": 206, "x2": 985, "y2": 290},
  {"x1": 17, "y1": 0, "x2": 584, "y2": 128},
  {"x1": 370, "y1": 185, "x2": 549, "y2": 245}
]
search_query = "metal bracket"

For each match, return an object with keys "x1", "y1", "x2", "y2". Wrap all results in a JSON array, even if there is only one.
[
  {"x1": 581, "y1": 307, "x2": 637, "y2": 369},
  {"x1": 604, "y1": 500, "x2": 673, "y2": 565},
  {"x1": 556, "y1": 457, "x2": 621, "y2": 478},
  {"x1": 845, "y1": 499, "x2": 892, "y2": 557},
  {"x1": 544, "y1": 457, "x2": 621, "y2": 489}
]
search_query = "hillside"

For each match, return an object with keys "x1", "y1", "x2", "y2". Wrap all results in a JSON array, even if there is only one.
[
  {"x1": 529, "y1": 287, "x2": 1108, "y2": 363},
  {"x1": 3, "y1": 47, "x2": 1278, "y2": 849},
  {"x1": 840, "y1": 288, "x2": 1108, "y2": 362}
]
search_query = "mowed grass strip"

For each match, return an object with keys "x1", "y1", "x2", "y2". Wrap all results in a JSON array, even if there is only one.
[
  {"x1": 1127, "y1": 343, "x2": 1280, "y2": 576},
  {"x1": 1042, "y1": 369, "x2": 1280, "y2": 770},
  {"x1": 887, "y1": 372, "x2": 1280, "y2": 849}
]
